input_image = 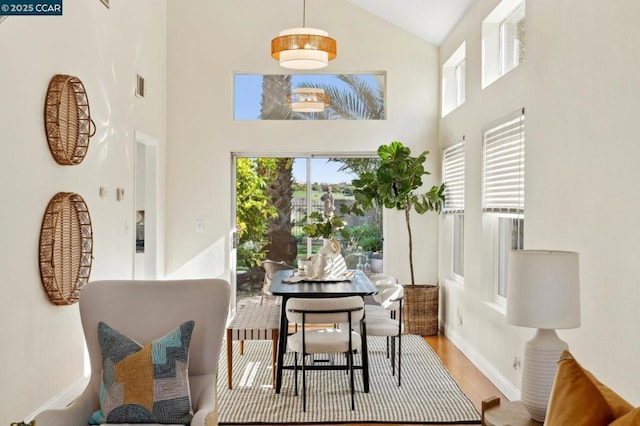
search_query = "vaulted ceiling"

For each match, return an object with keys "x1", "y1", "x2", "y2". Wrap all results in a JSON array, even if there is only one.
[{"x1": 347, "y1": 0, "x2": 476, "y2": 46}]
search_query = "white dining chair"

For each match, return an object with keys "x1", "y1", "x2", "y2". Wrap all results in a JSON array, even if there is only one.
[
  {"x1": 285, "y1": 296, "x2": 365, "y2": 412},
  {"x1": 261, "y1": 259, "x2": 294, "y2": 305},
  {"x1": 365, "y1": 283, "x2": 404, "y2": 385},
  {"x1": 366, "y1": 274, "x2": 398, "y2": 319}
]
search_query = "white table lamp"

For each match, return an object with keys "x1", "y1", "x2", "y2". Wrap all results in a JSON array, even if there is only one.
[{"x1": 506, "y1": 250, "x2": 580, "y2": 422}]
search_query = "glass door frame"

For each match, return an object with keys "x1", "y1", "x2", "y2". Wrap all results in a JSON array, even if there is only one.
[{"x1": 230, "y1": 151, "x2": 381, "y2": 302}]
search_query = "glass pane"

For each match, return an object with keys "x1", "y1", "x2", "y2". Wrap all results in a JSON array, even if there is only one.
[
  {"x1": 453, "y1": 214, "x2": 464, "y2": 276},
  {"x1": 234, "y1": 74, "x2": 386, "y2": 121},
  {"x1": 235, "y1": 155, "x2": 382, "y2": 303},
  {"x1": 500, "y1": 3, "x2": 526, "y2": 75},
  {"x1": 497, "y1": 217, "x2": 524, "y2": 297},
  {"x1": 455, "y1": 59, "x2": 466, "y2": 106}
]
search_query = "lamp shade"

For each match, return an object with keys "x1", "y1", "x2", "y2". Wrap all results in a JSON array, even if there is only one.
[
  {"x1": 506, "y1": 250, "x2": 580, "y2": 329},
  {"x1": 271, "y1": 27, "x2": 337, "y2": 70},
  {"x1": 288, "y1": 87, "x2": 329, "y2": 112}
]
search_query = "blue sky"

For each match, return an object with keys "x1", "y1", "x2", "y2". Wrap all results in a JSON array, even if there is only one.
[
  {"x1": 234, "y1": 73, "x2": 382, "y2": 120},
  {"x1": 292, "y1": 157, "x2": 356, "y2": 185}
]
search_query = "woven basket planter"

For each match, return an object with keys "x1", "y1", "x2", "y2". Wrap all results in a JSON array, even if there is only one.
[{"x1": 402, "y1": 284, "x2": 439, "y2": 336}]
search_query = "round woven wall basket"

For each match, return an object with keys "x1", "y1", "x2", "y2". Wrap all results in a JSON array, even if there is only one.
[
  {"x1": 44, "y1": 74, "x2": 96, "y2": 165},
  {"x1": 39, "y1": 192, "x2": 93, "y2": 305}
]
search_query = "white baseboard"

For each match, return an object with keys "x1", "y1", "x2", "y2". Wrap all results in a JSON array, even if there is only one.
[
  {"x1": 444, "y1": 324, "x2": 520, "y2": 401},
  {"x1": 22, "y1": 375, "x2": 89, "y2": 422}
]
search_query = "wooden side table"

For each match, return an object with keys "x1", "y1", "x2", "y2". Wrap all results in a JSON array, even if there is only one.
[{"x1": 481, "y1": 397, "x2": 543, "y2": 426}]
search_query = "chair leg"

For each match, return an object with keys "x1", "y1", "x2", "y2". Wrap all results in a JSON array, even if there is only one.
[
  {"x1": 302, "y1": 352, "x2": 307, "y2": 412},
  {"x1": 271, "y1": 329, "x2": 278, "y2": 387},
  {"x1": 294, "y1": 352, "x2": 298, "y2": 396},
  {"x1": 397, "y1": 333, "x2": 402, "y2": 386},
  {"x1": 348, "y1": 351, "x2": 355, "y2": 410},
  {"x1": 391, "y1": 335, "x2": 396, "y2": 376}
]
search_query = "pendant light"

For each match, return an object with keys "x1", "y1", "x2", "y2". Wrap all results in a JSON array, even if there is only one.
[
  {"x1": 271, "y1": 0, "x2": 337, "y2": 70},
  {"x1": 288, "y1": 87, "x2": 330, "y2": 113}
]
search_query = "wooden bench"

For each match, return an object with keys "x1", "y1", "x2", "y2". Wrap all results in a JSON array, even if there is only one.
[{"x1": 225, "y1": 303, "x2": 280, "y2": 389}]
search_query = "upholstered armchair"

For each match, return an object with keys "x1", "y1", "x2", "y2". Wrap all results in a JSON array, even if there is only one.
[{"x1": 35, "y1": 279, "x2": 231, "y2": 426}]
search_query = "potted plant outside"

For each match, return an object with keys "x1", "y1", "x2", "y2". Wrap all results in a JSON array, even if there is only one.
[
  {"x1": 302, "y1": 211, "x2": 347, "y2": 241},
  {"x1": 347, "y1": 141, "x2": 446, "y2": 335}
]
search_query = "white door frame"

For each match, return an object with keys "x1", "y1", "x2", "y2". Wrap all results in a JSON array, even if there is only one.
[{"x1": 134, "y1": 131, "x2": 160, "y2": 279}]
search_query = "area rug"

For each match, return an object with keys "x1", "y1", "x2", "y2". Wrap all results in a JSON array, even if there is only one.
[{"x1": 217, "y1": 334, "x2": 481, "y2": 424}]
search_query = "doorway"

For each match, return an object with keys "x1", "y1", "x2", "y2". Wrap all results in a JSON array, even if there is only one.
[{"x1": 134, "y1": 131, "x2": 159, "y2": 279}]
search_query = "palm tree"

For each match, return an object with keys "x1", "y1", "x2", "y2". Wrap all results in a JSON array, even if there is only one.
[
  {"x1": 260, "y1": 75, "x2": 292, "y2": 119},
  {"x1": 259, "y1": 76, "x2": 297, "y2": 263},
  {"x1": 258, "y1": 158, "x2": 297, "y2": 263},
  {"x1": 294, "y1": 75, "x2": 385, "y2": 120}
]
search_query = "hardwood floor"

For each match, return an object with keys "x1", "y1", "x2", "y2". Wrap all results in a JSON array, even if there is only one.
[
  {"x1": 425, "y1": 334, "x2": 506, "y2": 413},
  {"x1": 326, "y1": 333, "x2": 506, "y2": 426}
]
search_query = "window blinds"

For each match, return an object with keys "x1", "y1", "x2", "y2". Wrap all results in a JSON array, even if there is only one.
[
  {"x1": 483, "y1": 109, "x2": 525, "y2": 213},
  {"x1": 442, "y1": 140, "x2": 465, "y2": 213}
]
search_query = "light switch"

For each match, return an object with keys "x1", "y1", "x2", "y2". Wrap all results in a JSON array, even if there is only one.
[{"x1": 195, "y1": 219, "x2": 205, "y2": 232}]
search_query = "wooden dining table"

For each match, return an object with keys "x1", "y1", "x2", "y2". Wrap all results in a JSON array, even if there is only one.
[{"x1": 267, "y1": 269, "x2": 378, "y2": 394}]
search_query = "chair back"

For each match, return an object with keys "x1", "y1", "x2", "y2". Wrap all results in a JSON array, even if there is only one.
[
  {"x1": 286, "y1": 296, "x2": 364, "y2": 325},
  {"x1": 379, "y1": 283, "x2": 404, "y2": 311},
  {"x1": 80, "y1": 279, "x2": 230, "y2": 397},
  {"x1": 263, "y1": 260, "x2": 294, "y2": 278},
  {"x1": 368, "y1": 274, "x2": 398, "y2": 285}
]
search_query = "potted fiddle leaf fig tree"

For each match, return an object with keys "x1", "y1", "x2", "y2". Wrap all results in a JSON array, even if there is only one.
[
  {"x1": 348, "y1": 141, "x2": 446, "y2": 284},
  {"x1": 346, "y1": 141, "x2": 446, "y2": 335}
]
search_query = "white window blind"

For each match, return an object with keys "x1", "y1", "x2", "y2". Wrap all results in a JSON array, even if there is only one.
[
  {"x1": 442, "y1": 140, "x2": 465, "y2": 213},
  {"x1": 483, "y1": 109, "x2": 525, "y2": 213}
]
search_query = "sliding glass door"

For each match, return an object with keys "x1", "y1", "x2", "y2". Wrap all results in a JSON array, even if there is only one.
[{"x1": 233, "y1": 154, "x2": 383, "y2": 303}]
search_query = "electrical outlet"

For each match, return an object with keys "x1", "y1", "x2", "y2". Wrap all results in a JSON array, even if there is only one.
[{"x1": 456, "y1": 306, "x2": 463, "y2": 327}]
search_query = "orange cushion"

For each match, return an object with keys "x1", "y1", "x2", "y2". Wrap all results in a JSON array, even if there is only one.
[
  {"x1": 545, "y1": 351, "x2": 633, "y2": 426},
  {"x1": 610, "y1": 407, "x2": 640, "y2": 425}
]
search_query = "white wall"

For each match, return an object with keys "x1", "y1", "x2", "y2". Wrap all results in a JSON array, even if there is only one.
[
  {"x1": 165, "y1": 0, "x2": 443, "y2": 286},
  {"x1": 439, "y1": 0, "x2": 640, "y2": 404},
  {"x1": 11, "y1": 0, "x2": 636, "y2": 419},
  {"x1": 0, "y1": 0, "x2": 167, "y2": 421}
]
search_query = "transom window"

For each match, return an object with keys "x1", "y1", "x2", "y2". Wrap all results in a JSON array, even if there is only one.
[
  {"x1": 442, "y1": 43, "x2": 466, "y2": 116},
  {"x1": 234, "y1": 74, "x2": 385, "y2": 121},
  {"x1": 482, "y1": 0, "x2": 526, "y2": 88}
]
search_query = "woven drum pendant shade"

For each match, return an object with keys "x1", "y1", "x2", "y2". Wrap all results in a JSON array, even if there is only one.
[
  {"x1": 39, "y1": 192, "x2": 93, "y2": 305},
  {"x1": 271, "y1": 28, "x2": 337, "y2": 70},
  {"x1": 288, "y1": 87, "x2": 330, "y2": 112},
  {"x1": 44, "y1": 74, "x2": 96, "y2": 165}
]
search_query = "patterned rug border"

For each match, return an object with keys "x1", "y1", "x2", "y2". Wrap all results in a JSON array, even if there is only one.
[{"x1": 217, "y1": 335, "x2": 481, "y2": 425}]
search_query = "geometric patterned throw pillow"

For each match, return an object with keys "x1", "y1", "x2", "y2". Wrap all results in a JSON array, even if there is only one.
[{"x1": 88, "y1": 321, "x2": 195, "y2": 425}]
